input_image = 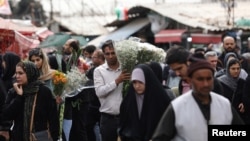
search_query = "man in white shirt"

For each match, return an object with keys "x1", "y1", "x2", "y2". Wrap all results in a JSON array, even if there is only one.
[{"x1": 94, "y1": 39, "x2": 130, "y2": 141}]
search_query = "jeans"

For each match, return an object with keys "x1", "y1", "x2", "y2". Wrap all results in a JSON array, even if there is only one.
[
  {"x1": 94, "y1": 123, "x2": 102, "y2": 141},
  {"x1": 63, "y1": 119, "x2": 72, "y2": 141}
]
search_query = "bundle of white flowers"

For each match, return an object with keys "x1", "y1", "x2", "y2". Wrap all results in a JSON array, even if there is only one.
[
  {"x1": 114, "y1": 38, "x2": 166, "y2": 97},
  {"x1": 62, "y1": 66, "x2": 90, "y2": 98},
  {"x1": 137, "y1": 42, "x2": 166, "y2": 63},
  {"x1": 114, "y1": 39, "x2": 139, "y2": 73}
]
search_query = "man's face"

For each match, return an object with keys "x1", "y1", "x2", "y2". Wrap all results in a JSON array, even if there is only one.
[
  {"x1": 63, "y1": 40, "x2": 73, "y2": 55},
  {"x1": 103, "y1": 47, "x2": 118, "y2": 66},
  {"x1": 206, "y1": 56, "x2": 218, "y2": 70},
  {"x1": 223, "y1": 36, "x2": 236, "y2": 53},
  {"x1": 91, "y1": 51, "x2": 101, "y2": 67},
  {"x1": 83, "y1": 51, "x2": 92, "y2": 59},
  {"x1": 190, "y1": 69, "x2": 214, "y2": 96},
  {"x1": 169, "y1": 63, "x2": 188, "y2": 80}
]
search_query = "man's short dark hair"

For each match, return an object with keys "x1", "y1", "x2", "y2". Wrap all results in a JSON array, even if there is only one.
[
  {"x1": 69, "y1": 39, "x2": 80, "y2": 52},
  {"x1": 83, "y1": 45, "x2": 96, "y2": 54},
  {"x1": 101, "y1": 39, "x2": 114, "y2": 52},
  {"x1": 165, "y1": 45, "x2": 190, "y2": 65}
]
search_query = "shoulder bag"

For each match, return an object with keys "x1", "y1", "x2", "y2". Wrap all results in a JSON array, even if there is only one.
[{"x1": 29, "y1": 94, "x2": 53, "y2": 141}]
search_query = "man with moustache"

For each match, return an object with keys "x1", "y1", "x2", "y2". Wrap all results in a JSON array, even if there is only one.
[{"x1": 94, "y1": 40, "x2": 130, "y2": 141}]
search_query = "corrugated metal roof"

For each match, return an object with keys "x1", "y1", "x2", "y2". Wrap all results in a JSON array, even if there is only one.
[
  {"x1": 103, "y1": 18, "x2": 150, "y2": 41},
  {"x1": 39, "y1": 0, "x2": 215, "y2": 35},
  {"x1": 86, "y1": 17, "x2": 150, "y2": 47},
  {"x1": 40, "y1": 0, "x2": 117, "y2": 36},
  {"x1": 52, "y1": 15, "x2": 115, "y2": 35},
  {"x1": 138, "y1": 2, "x2": 250, "y2": 31}
]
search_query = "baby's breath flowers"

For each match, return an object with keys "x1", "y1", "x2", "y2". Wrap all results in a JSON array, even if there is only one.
[
  {"x1": 114, "y1": 39, "x2": 139, "y2": 97},
  {"x1": 63, "y1": 66, "x2": 89, "y2": 97},
  {"x1": 114, "y1": 38, "x2": 166, "y2": 97},
  {"x1": 137, "y1": 42, "x2": 166, "y2": 63}
]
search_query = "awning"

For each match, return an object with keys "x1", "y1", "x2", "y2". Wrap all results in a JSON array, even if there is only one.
[
  {"x1": 155, "y1": 29, "x2": 186, "y2": 43},
  {"x1": 191, "y1": 33, "x2": 221, "y2": 44},
  {"x1": 103, "y1": 18, "x2": 150, "y2": 41},
  {"x1": 38, "y1": 33, "x2": 88, "y2": 50},
  {"x1": 0, "y1": 29, "x2": 40, "y2": 59},
  {"x1": 86, "y1": 34, "x2": 108, "y2": 48}
]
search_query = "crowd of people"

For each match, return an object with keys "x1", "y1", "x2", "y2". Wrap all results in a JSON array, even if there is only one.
[{"x1": 0, "y1": 31, "x2": 249, "y2": 141}]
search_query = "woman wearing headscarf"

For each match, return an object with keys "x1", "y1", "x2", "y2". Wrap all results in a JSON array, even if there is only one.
[
  {"x1": 218, "y1": 58, "x2": 247, "y2": 123},
  {"x1": 215, "y1": 52, "x2": 248, "y2": 80},
  {"x1": 0, "y1": 52, "x2": 21, "y2": 141},
  {"x1": 1, "y1": 52, "x2": 21, "y2": 93},
  {"x1": 3, "y1": 61, "x2": 59, "y2": 141},
  {"x1": 118, "y1": 64, "x2": 171, "y2": 141}
]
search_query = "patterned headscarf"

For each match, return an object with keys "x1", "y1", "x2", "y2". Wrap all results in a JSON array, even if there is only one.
[{"x1": 19, "y1": 61, "x2": 43, "y2": 141}]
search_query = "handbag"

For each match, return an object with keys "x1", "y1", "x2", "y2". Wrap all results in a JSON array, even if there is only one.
[{"x1": 29, "y1": 94, "x2": 53, "y2": 141}]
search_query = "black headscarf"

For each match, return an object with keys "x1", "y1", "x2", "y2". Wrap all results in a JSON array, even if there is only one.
[
  {"x1": 119, "y1": 64, "x2": 171, "y2": 141},
  {"x1": 19, "y1": 61, "x2": 43, "y2": 141},
  {"x1": 2, "y1": 52, "x2": 21, "y2": 90},
  {"x1": 2, "y1": 52, "x2": 21, "y2": 80},
  {"x1": 147, "y1": 61, "x2": 163, "y2": 83}
]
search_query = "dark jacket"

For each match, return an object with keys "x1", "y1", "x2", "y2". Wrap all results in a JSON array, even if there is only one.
[
  {"x1": 243, "y1": 75, "x2": 250, "y2": 124},
  {"x1": 219, "y1": 78, "x2": 248, "y2": 123},
  {"x1": 3, "y1": 84, "x2": 59, "y2": 141}
]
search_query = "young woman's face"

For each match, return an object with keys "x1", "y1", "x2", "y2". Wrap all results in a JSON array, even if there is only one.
[
  {"x1": 229, "y1": 63, "x2": 240, "y2": 78},
  {"x1": 15, "y1": 66, "x2": 28, "y2": 85},
  {"x1": 30, "y1": 55, "x2": 43, "y2": 69},
  {"x1": 133, "y1": 80, "x2": 145, "y2": 95}
]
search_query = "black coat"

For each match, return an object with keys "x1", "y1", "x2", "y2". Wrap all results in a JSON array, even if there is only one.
[
  {"x1": 3, "y1": 84, "x2": 59, "y2": 141},
  {"x1": 243, "y1": 75, "x2": 250, "y2": 124},
  {"x1": 220, "y1": 78, "x2": 248, "y2": 123},
  {"x1": 119, "y1": 64, "x2": 171, "y2": 141}
]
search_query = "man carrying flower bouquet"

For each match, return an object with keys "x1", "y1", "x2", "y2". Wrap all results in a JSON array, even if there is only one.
[{"x1": 94, "y1": 39, "x2": 131, "y2": 141}]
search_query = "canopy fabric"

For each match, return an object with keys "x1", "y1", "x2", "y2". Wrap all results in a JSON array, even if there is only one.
[
  {"x1": 0, "y1": 18, "x2": 54, "y2": 41},
  {"x1": 0, "y1": 29, "x2": 40, "y2": 59},
  {"x1": 38, "y1": 33, "x2": 88, "y2": 51},
  {"x1": 191, "y1": 33, "x2": 222, "y2": 44},
  {"x1": 155, "y1": 29, "x2": 186, "y2": 43}
]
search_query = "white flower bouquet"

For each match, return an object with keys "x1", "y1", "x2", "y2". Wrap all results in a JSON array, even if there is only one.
[
  {"x1": 137, "y1": 42, "x2": 166, "y2": 63},
  {"x1": 62, "y1": 66, "x2": 92, "y2": 98},
  {"x1": 114, "y1": 37, "x2": 166, "y2": 97}
]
